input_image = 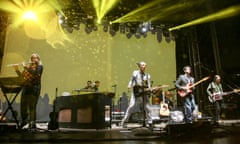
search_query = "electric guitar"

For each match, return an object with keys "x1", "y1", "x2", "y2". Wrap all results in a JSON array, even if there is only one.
[
  {"x1": 133, "y1": 85, "x2": 169, "y2": 97},
  {"x1": 159, "y1": 91, "x2": 170, "y2": 116},
  {"x1": 178, "y1": 76, "x2": 210, "y2": 97},
  {"x1": 208, "y1": 89, "x2": 240, "y2": 103}
]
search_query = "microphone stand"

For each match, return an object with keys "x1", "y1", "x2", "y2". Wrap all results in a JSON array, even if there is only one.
[{"x1": 111, "y1": 84, "x2": 117, "y2": 129}]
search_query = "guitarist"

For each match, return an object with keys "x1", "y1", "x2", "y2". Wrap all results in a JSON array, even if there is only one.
[
  {"x1": 175, "y1": 66, "x2": 196, "y2": 124},
  {"x1": 206, "y1": 75, "x2": 225, "y2": 122},
  {"x1": 120, "y1": 61, "x2": 152, "y2": 128}
]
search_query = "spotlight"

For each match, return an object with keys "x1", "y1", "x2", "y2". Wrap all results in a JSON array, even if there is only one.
[
  {"x1": 163, "y1": 28, "x2": 171, "y2": 43},
  {"x1": 109, "y1": 29, "x2": 116, "y2": 37},
  {"x1": 85, "y1": 25, "x2": 92, "y2": 34},
  {"x1": 93, "y1": 25, "x2": 98, "y2": 31},
  {"x1": 66, "y1": 27, "x2": 73, "y2": 33},
  {"x1": 119, "y1": 23, "x2": 126, "y2": 34},
  {"x1": 72, "y1": 20, "x2": 80, "y2": 30},
  {"x1": 73, "y1": 24, "x2": 80, "y2": 30},
  {"x1": 142, "y1": 33, "x2": 147, "y2": 38},
  {"x1": 57, "y1": 12, "x2": 66, "y2": 24},
  {"x1": 103, "y1": 24, "x2": 108, "y2": 32},
  {"x1": 126, "y1": 32, "x2": 132, "y2": 39},
  {"x1": 139, "y1": 22, "x2": 149, "y2": 34},
  {"x1": 135, "y1": 31, "x2": 141, "y2": 39}
]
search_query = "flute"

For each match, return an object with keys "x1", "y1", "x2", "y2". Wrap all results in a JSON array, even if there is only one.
[{"x1": 6, "y1": 62, "x2": 33, "y2": 67}]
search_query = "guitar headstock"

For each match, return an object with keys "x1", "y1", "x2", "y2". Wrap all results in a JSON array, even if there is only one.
[
  {"x1": 160, "y1": 85, "x2": 169, "y2": 88},
  {"x1": 203, "y1": 76, "x2": 211, "y2": 81},
  {"x1": 233, "y1": 89, "x2": 240, "y2": 93}
]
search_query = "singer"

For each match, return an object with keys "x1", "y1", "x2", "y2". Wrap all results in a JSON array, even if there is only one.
[{"x1": 13, "y1": 53, "x2": 43, "y2": 130}]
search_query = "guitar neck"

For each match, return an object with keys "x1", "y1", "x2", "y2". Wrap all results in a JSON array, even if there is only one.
[
  {"x1": 191, "y1": 80, "x2": 204, "y2": 88},
  {"x1": 223, "y1": 91, "x2": 235, "y2": 96},
  {"x1": 190, "y1": 77, "x2": 210, "y2": 88}
]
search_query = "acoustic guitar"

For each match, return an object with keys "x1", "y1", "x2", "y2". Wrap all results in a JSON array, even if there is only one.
[
  {"x1": 178, "y1": 76, "x2": 210, "y2": 97},
  {"x1": 159, "y1": 91, "x2": 170, "y2": 116}
]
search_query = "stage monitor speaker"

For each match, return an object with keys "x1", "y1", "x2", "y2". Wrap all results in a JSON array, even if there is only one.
[{"x1": 167, "y1": 119, "x2": 212, "y2": 136}]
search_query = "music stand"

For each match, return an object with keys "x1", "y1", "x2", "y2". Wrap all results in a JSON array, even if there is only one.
[{"x1": 0, "y1": 77, "x2": 23, "y2": 129}]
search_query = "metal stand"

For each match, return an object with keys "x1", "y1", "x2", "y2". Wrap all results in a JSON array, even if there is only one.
[
  {"x1": 0, "y1": 85, "x2": 22, "y2": 128},
  {"x1": 133, "y1": 86, "x2": 150, "y2": 128}
]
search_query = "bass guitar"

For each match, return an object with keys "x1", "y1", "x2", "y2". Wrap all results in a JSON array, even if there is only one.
[
  {"x1": 208, "y1": 89, "x2": 240, "y2": 103},
  {"x1": 133, "y1": 85, "x2": 169, "y2": 97},
  {"x1": 178, "y1": 76, "x2": 210, "y2": 97}
]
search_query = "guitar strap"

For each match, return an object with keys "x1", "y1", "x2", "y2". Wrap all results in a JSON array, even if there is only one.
[
  {"x1": 210, "y1": 82, "x2": 214, "y2": 94},
  {"x1": 210, "y1": 82, "x2": 224, "y2": 101},
  {"x1": 132, "y1": 71, "x2": 137, "y2": 86}
]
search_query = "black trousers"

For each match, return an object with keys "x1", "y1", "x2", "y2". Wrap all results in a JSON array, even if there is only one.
[{"x1": 21, "y1": 84, "x2": 41, "y2": 123}]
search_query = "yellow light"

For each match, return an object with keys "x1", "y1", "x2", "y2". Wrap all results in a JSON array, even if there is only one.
[
  {"x1": 169, "y1": 5, "x2": 240, "y2": 31},
  {"x1": 93, "y1": 0, "x2": 119, "y2": 23},
  {"x1": 97, "y1": 19, "x2": 101, "y2": 24},
  {"x1": 22, "y1": 10, "x2": 38, "y2": 21}
]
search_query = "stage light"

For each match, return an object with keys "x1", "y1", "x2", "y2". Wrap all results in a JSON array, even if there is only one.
[
  {"x1": 22, "y1": 10, "x2": 38, "y2": 21},
  {"x1": 85, "y1": 25, "x2": 92, "y2": 34},
  {"x1": 142, "y1": 33, "x2": 147, "y2": 38},
  {"x1": 103, "y1": 24, "x2": 108, "y2": 32},
  {"x1": 135, "y1": 31, "x2": 141, "y2": 39},
  {"x1": 156, "y1": 28, "x2": 162, "y2": 43},
  {"x1": 139, "y1": 22, "x2": 149, "y2": 34},
  {"x1": 97, "y1": 19, "x2": 101, "y2": 24},
  {"x1": 66, "y1": 27, "x2": 73, "y2": 33},
  {"x1": 73, "y1": 24, "x2": 80, "y2": 30},
  {"x1": 93, "y1": 25, "x2": 98, "y2": 31},
  {"x1": 162, "y1": 28, "x2": 171, "y2": 42},
  {"x1": 126, "y1": 32, "x2": 133, "y2": 39},
  {"x1": 169, "y1": 5, "x2": 240, "y2": 31},
  {"x1": 109, "y1": 29, "x2": 116, "y2": 36},
  {"x1": 93, "y1": 0, "x2": 119, "y2": 23},
  {"x1": 119, "y1": 23, "x2": 126, "y2": 34}
]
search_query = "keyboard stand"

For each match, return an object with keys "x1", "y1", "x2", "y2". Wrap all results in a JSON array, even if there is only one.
[{"x1": 0, "y1": 85, "x2": 22, "y2": 129}]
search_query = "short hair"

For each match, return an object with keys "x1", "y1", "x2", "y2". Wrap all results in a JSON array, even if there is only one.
[
  {"x1": 136, "y1": 61, "x2": 147, "y2": 67},
  {"x1": 214, "y1": 75, "x2": 221, "y2": 81},
  {"x1": 183, "y1": 66, "x2": 191, "y2": 72}
]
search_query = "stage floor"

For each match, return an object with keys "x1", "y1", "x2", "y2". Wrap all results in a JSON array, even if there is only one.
[{"x1": 1, "y1": 119, "x2": 240, "y2": 143}]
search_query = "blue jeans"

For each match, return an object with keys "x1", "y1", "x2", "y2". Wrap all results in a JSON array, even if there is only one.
[{"x1": 183, "y1": 94, "x2": 196, "y2": 123}]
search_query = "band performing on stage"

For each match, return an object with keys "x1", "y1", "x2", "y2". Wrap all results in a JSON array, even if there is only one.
[{"x1": 1, "y1": 59, "x2": 240, "y2": 131}]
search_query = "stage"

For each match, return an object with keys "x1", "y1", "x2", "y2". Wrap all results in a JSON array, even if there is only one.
[{"x1": 1, "y1": 119, "x2": 240, "y2": 143}]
